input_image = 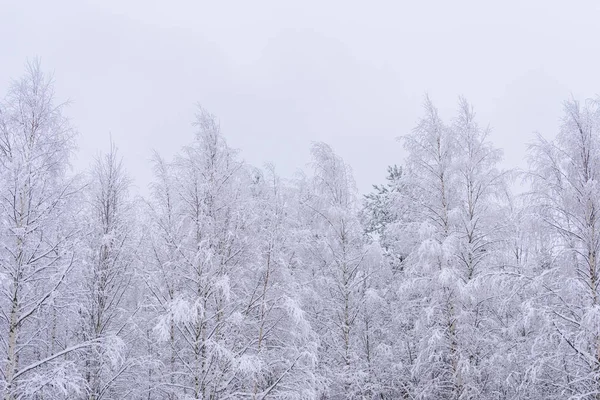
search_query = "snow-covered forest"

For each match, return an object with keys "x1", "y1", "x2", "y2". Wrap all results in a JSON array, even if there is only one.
[{"x1": 2, "y1": 60, "x2": 600, "y2": 400}]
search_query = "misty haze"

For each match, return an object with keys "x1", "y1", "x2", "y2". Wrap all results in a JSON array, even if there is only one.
[{"x1": 1, "y1": 1, "x2": 600, "y2": 399}]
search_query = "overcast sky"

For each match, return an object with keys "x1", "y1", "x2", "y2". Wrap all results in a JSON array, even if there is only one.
[{"x1": 2, "y1": 0, "x2": 600, "y2": 195}]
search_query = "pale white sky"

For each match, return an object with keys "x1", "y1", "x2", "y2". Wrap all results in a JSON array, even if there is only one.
[{"x1": 2, "y1": 0, "x2": 600, "y2": 194}]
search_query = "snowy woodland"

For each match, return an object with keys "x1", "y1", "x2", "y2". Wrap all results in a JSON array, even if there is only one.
[{"x1": 2, "y1": 61, "x2": 600, "y2": 400}]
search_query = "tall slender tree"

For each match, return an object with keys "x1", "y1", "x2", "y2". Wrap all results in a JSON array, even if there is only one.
[
  {"x1": 77, "y1": 143, "x2": 139, "y2": 400},
  {"x1": 0, "y1": 60, "x2": 87, "y2": 399},
  {"x1": 237, "y1": 165, "x2": 318, "y2": 399},
  {"x1": 396, "y1": 96, "x2": 461, "y2": 399},
  {"x1": 147, "y1": 107, "x2": 256, "y2": 399},
  {"x1": 527, "y1": 98, "x2": 600, "y2": 399},
  {"x1": 298, "y1": 142, "x2": 377, "y2": 399},
  {"x1": 450, "y1": 98, "x2": 508, "y2": 398}
]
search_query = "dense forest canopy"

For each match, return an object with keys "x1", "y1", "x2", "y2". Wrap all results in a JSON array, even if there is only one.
[{"x1": 1, "y1": 60, "x2": 600, "y2": 400}]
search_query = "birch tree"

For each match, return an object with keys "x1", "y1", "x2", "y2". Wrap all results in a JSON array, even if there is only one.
[
  {"x1": 298, "y1": 142, "x2": 377, "y2": 399},
  {"x1": 0, "y1": 60, "x2": 87, "y2": 399},
  {"x1": 450, "y1": 98, "x2": 508, "y2": 398},
  {"x1": 77, "y1": 143, "x2": 139, "y2": 400},
  {"x1": 527, "y1": 98, "x2": 600, "y2": 399},
  {"x1": 236, "y1": 165, "x2": 318, "y2": 399},
  {"x1": 396, "y1": 96, "x2": 461, "y2": 399},
  {"x1": 148, "y1": 107, "x2": 255, "y2": 399},
  {"x1": 142, "y1": 152, "x2": 183, "y2": 400}
]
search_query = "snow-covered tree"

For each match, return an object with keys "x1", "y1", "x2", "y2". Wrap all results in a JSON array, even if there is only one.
[
  {"x1": 141, "y1": 151, "x2": 183, "y2": 400},
  {"x1": 237, "y1": 165, "x2": 318, "y2": 399},
  {"x1": 450, "y1": 97, "x2": 509, "y2": 398},
  {"x1": 146, "y1": 107, "x2": 254, "y2": 399},
  {"x1": 392, "y1": 96, "x2": 510, "y2": 399},
  {"x1": 77, "y1": 142, "x2": 140, "y2": 400},
  {"x1": 297, "y1": 142, "x2": 381, "y2": 399},
  {"x1": 0, "y1": 60, "x2": 88, "y2": 399},
  {"x1": 395, "y1": 96, "x2": 461, "y2": 399},
  {"x1": 7, "y1": 57, "x2": 600, "y2": 400},
  {"x1": 362, "y1": 165, "x2": 407, "y2": 273},
  {"x1": 527, "y1": 98, "x2": 600, "y2": 399}
]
